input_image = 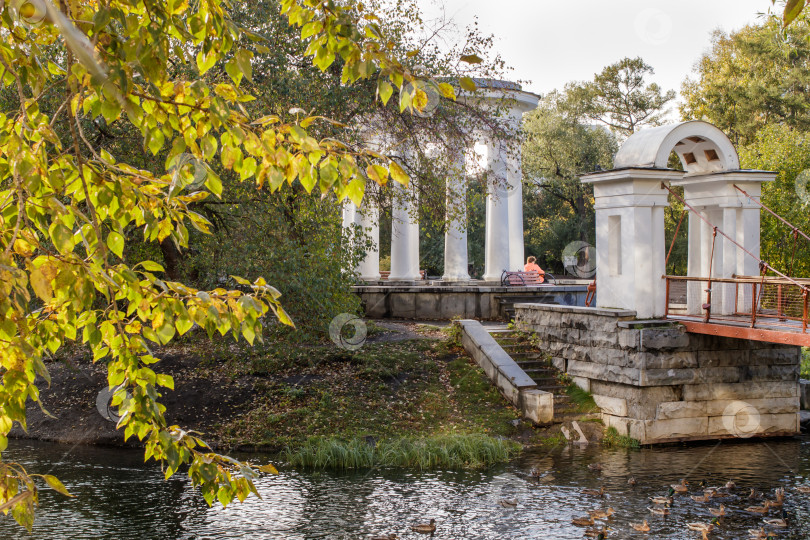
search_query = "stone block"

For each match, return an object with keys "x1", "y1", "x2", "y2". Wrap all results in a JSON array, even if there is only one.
[
  {"x1": 603, "y1": 414, "x2": 647, "y2": 442},
  {"x1": 683, "y1": 381, "x2": 798, "y2": 401},
  {"x1": 572, "y1": 377, "x2": 590, "y2": 393},
  {"x1": 705, "y1": 397, "x2": 799, "y2": 417},
  {"x1": 645, "y1": 417, "x2": 708, "y2": 442},
  {"x1": 617, "y1": 329, "x2": 640, "y2": 350},
  {"x1": 640, "y1": 326, "x2": 691, "y2": 350},
  {"x1": 656, "y1": 401, "x2": 707, "y2": 420},
  {"x1": 707, "y1": 413, "x2": 799, "y2": 437},
  {"x1": 590, "y1": 381, "x2": 680, "y2": 418},
  {"x1": 637, "y1": 351, "x2": 698, "y2": 370},
  {"x1": 362, "y1": 293, "x2": 388, "y2": 318},
  {"x1": 389, "y1": 293, "x2": 416, "y2": 318},
  {"x1": 567, "y1": 359, "x2": 640, "y2": 386},
  {"x1": 520, "y1": 390, "x2": 554, "y2": 424},
  {"x1": 697, "y1": 349, "x2": 749, "y2": 368},
  {"x1": 750, "y1": 347, "x2": 802, "y2": 364},
  {"x1": 593, "y1": 394, "x2": 628, "y2": 417},
  {"x1": 801, "y1": 380, "x2": 809, "y2": 410},
  {"x1": 437, "y1": 294, "x2": 467, "y2": 319}
]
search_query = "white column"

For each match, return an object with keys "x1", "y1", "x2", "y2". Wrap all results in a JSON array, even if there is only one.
[
  {"x1": 443, "y1": 151, "x2": 470, "y2": 281},
  {"x1": 357, "y1": 201, "x2": 381, "y2": 280},
  {"x1": 483, "y1": 140, "x2": 511, "y2": 281},
  {"x1": 389, "y1": 182, "x2": 420, "y2": 281},
  {"x1": 720, "y1": 206, "x2": 737, "y2": 314},
  {"x1": 506, "y1": 151, "x2": 524, "y2": 271},
  {"x1": 342, "y1": 200, "x2": 361, "y2": 274},
  {"x1": 686, "y1": 211, "x2": 703, "y2": 315},
  {"x1": 651, "y1": 205, "x2": 667, "y2": 318},
  {"x1": 737, "y1": 207, "x2": 760, "y2": 276},
  {"x1": 632, "y1": 206, "x2": 655, "y2": 319}
]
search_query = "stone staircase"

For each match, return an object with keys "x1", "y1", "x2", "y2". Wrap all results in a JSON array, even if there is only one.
[
  {"x1": 496, "y1": 295, "x2": 557, "y2": 322},
  {"x1": 490, "y1": 330, "x2": 592, "y2": 423}
]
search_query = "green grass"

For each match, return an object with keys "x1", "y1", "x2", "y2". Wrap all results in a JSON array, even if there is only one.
[
  {"x1": 564, "y1": 383, "x2": 600, "y2": 413},
  {"x1": 283, "y1": 434, "x2": 521, "y2": 470},
  {"x1": 213, "y1": 337, "x2": 523, "y2": 455},
  {"x1": 602, "y1": 427, "x2": 641, "y2": 449},
  {"x1": 801, "y1": 348, "x2": 809, "y2": 379}
]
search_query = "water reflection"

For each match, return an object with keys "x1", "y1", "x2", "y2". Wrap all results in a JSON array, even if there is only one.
[{"x1": 1, "y1": 437, "x2": 808, "y2": 539}]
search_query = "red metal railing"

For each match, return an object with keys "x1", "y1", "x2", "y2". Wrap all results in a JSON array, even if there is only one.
[{"x1": 664, "y1": 275, "x2": 809, "y2": 334}]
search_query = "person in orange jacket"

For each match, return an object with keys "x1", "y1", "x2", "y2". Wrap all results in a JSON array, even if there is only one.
[{"x1": 524, "y1": 256, "x2": 545, "y2": 283}]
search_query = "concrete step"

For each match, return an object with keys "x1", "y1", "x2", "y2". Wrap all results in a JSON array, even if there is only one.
[{"x1": 516, "y1": 360, "x2": 552, "y2": 369}]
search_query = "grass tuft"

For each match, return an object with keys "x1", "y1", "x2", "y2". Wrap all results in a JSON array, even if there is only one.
[
  {"x1": 283, "y1": 434, "x2": 521, "y2": 470},
  {"x1": 602, "y1": 426, "x2": 640, "y2": 449},
  {"x1": 801, "y1": 348, "x2": 809, "y2": 379}
]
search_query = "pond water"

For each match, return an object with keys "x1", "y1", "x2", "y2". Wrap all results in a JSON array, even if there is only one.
[{"x1": 2, "y1": 437, "x2": 810, "y2": 539}]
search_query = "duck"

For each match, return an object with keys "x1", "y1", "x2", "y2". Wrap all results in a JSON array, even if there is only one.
[
  {"x1": 572, "y1": 515, "x2": 595, "y2": 527},
  {"x1": 648, "y1": 506, "x2": 670, "y2": 516},
  {"x1": 691, "y1": 494, "x2": 710, "y2": 503},
  {"x1": 687, "y1": 518, "x2": 718, "y2": 532},
  {"x1": 498, "y1": 498, "x2": 518, "y2": 508},
  {"x1": 588, "y1": 507, "x2": 615, "y2": 520},
  {"x1": 584, "y1": 526, "x2": 610, "y2": 538},
  {"x1": 581, "y1": 486, "x2": 606, "y2": 498},
  {"x1": 631, "y1": 520, "x2": 650, "y2": 532},
  {"x1": 588, "y1": 463, "x2": 603, "y2": 472},
  {"x1": 650, "y1": 488, "x2": 675, "y2": 505},
  {"x1": 671, "y1": 479, "x2": 689, "y2": 493},
  {"x1": 410, "y1": 519, "x2": 436, "y2": 535},
  {"x1": 763, "y1": 509, "x2": 788, "y2": 527},
  {"x1": 725, "y1": 480, "x2": 736, "y2": 490},
  {"x1": 371, "y1": 536, "x2": 397, "y2": 540},
  {"x1": 796, "y1": 485, "x2": 810, "y2": 494},
  {"x1": 529, "y1": 467, "x2": 543, "y2": 479},
  {"x1": 709, "y1": 504, "x2": 726, "y2": 517},
  {"x1": 747, "y1": 528, "x2": 776, "y2": 540},
  {"x1": 748, "y1": 488, "x2": 763, "y2": 500},
  {"x1": 745, "y1": 501, "x2": 772, "y2": 514},
  {"x1": 628, "y1": 476, "x2": 637, "y2": 487}
]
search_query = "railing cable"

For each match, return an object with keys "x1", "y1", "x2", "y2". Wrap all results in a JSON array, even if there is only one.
[{"x1": 660, "y1": 182, "x2": 810, "y2": 294}]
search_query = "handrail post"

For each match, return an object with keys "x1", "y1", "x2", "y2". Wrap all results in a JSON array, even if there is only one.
[
  {"x1": 777, "y1": 284, "x2": 784, "y2": 321},
  {"x1": 803, "y1": 290, "x2": 808, "y2": 333},
  {"x1": 734, "y1": 281, "x2": 739, "y2": 315},
  {"x1": 664, "y1": 277, "x2": 670, "y2": 318},
  {"x1": 751, "y1": 283, "x2": 758, "y2": 328}
]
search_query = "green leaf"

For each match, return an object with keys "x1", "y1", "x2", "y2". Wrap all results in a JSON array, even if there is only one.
[
  {"x1": 459, "y1": 77, "x2": 477, "y2": 92},
  {"x1": 377, "y1": 80, "x2": 393, "y2": 105},
  {"x1": 225, "y1": 59, "x2": 243, "y2": 86},
  {"x1": 42, "y1": 475, "x2": 74, "y2": 497},
  {"x1": 49, "y1": 222, "x2": 74, "y2": 255},
  {"x1": 205, "y1": 171, "x2": 223, "y2": 197},
  {"x1": 106, "y1": 231, "x2": 124, "y2": 258},
  {"x1": 156, "y1": 373, "x2": 174, "y2": 390},
  {"x1": 138, "y1": 261, "x2": 164, "y2": 272},
  {"x1": 784, "y1": 0, "x2": 807, "y2": 26},
  {"x1": 235, "y1": 49, "x2": 254, "y2": 83},
  {"x1": 257, "y1": 464, "x2": 278, "y2": 474},
  {"x1": 196, "y1": 50, "x2": 216, "y2": 75},
  {"x1": 460, "y1": 54, "x2": 483, "y2": 64},
  {"x1": 389, "y1": 161, "x2": 409, "y2": 186},
  {"x1": 438, "y1": 82, "x2": 456, "y2": 100}
]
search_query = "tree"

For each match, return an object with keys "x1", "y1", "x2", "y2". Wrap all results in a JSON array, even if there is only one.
[
  {"x1": 738, "y1": 124, "x2": 810, "y2": 277},
  {"x1": 522, "y1": 91, "x2": 617, "y2": 272},
  {"x1": 0, "y1": 0, "x2": 467, "y2": 528},
  {"x1": 566, "y1": 57, "x2": 675, "y2": 138},
  {"x1": 680, "y1": 20, "x2": 810, "y2": 145}
]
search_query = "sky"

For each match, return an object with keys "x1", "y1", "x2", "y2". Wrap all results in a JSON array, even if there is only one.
[{"x1": 421, "y1": 0, "x2": 771, "y2": 101}]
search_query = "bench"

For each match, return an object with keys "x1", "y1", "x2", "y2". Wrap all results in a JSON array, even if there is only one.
[
  {"x1": 501, "y1": 270, "x2": 551, "y2": 286},
  {"x1": 379, "y1": 270, "x2": 427, "y2": 280}
]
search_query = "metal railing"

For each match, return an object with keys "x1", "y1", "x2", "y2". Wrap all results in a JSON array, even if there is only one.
[{"x1": 664, "y1": 275, "x2": 809, "y2": 334}]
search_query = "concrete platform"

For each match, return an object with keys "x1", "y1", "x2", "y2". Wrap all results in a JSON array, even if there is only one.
[{"x1": 354, "y1": 281, "x2": 591, "y2": 320}]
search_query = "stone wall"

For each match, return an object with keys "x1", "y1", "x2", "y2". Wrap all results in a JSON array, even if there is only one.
[
  {"x1": 515, "y1": 303, "x2": 801, "y2": 444},
  {"x1": 355, "y1": 284, "x2": 589, "y2": 320}
]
